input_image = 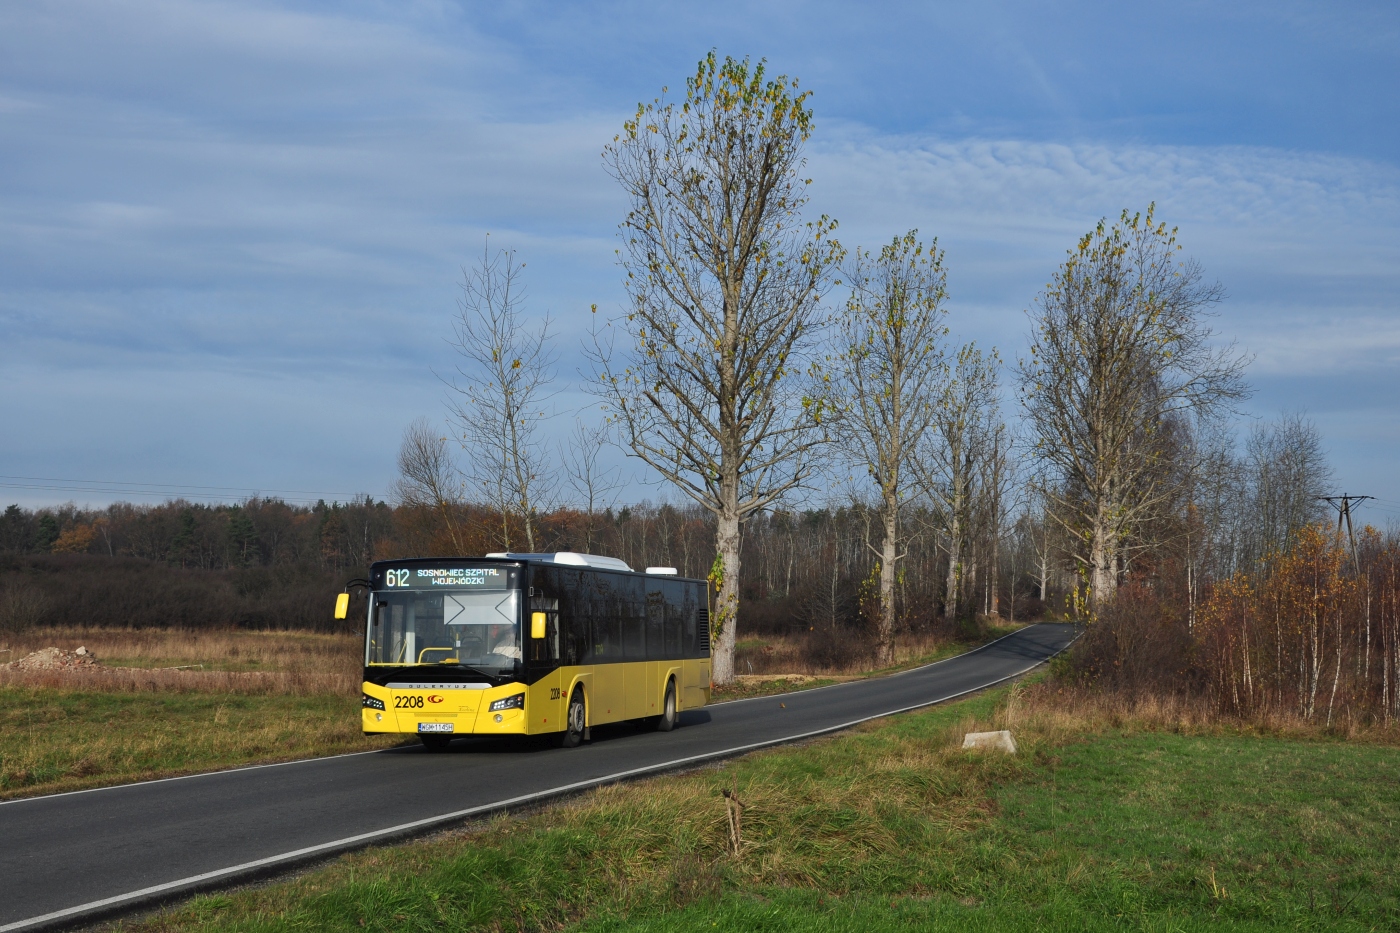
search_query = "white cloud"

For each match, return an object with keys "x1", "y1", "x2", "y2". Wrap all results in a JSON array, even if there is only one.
[{"x1": 806, "y1": 127, "x2": 1400, "y2": 361}]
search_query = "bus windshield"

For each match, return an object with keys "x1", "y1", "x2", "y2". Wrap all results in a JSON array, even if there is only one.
[{"x1": 367, "y1": 589, "x2": 520, "y2": 672}]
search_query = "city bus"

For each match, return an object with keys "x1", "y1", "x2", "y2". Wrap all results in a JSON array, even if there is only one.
[{"x1": 339, "y1": 552, "x2": 711, "y2": 749}]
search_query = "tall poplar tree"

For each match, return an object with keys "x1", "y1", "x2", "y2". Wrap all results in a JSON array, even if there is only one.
[
  {"x1": 598, "y1": 53, "x2": 841, "y2": 683},
  {"x1": 1018, "y1": 206, "x2": 1247, "y2": 610},
  {"x1": 833, "y1": 231, "x2": 948, "y2": 664}
]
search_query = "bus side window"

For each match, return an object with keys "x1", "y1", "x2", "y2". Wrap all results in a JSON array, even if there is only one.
[
  {"x1": 578, "y1": 573, "x2": 592, "y2": 661},
  {"x1": 538, "y1": 567, "x2": 578, "y2": 666},
  {"x1": 622, "y1": 576, "x2": 645, "y2": 661},
  {"x1": 665, "y1": 583, "x2": 682, "y2": 658},
  {"x1": 594, "y1": 576, "x2": 611, "y2": 659},
  {"x1": 664, "y1": 581, "x2": 692, "y2": 658},
  {"x1": 646, "y1": 580, "x2": 666, "y2": 661},
  {"x1": 685, "y1": 583, "x2": 704, "y2": 657}
]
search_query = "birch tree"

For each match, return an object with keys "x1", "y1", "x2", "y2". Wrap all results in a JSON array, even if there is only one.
[
  {"x1": 1018, "y1": 206, "x2": 1247, "y2": 610},
  {"x1": 832, "y1": 231, "x2": 948, "y2": 664},
  {"x1": 598, "y1": 52, "x2": 842, "y2": 683},
  {"x1": 446, "y1": 241, "x2": 557, "y2": 552}
]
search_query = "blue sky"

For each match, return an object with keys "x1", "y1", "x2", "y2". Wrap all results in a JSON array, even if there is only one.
[{"x1": 2, "y1": 1, "x2": 1398, "y2": 523}]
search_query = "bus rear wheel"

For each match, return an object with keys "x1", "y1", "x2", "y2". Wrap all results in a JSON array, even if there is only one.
[
  {"x1": 420, "y1": 734, "x2": 452, "y2": 751},
  {"x1": 553, "y1": 688, "x2": 586, "y2": 748},
  {"x1": 654, "y1": 679, "x2": 678, "y2": 732}
]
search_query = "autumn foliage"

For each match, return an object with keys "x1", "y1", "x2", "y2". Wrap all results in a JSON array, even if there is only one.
[
  {"x1": 1197, "y1": 525, "x2": 1400, "y2": 724},
  {"x1": 1068, "y1": 524, "x2": 1400, "y2": 726}
]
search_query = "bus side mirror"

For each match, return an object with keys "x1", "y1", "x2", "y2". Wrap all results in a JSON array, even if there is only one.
[
  {"x1": 334, "y1": 593, "x2": 350, "y2": 620},
  {"x1": 531, "y1": 612, "x2": 546, "y2": 639}
]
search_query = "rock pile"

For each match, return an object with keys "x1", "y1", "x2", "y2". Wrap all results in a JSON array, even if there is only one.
[{"x1": 5, "y1": 646, "x2": 101, "y2": 671}]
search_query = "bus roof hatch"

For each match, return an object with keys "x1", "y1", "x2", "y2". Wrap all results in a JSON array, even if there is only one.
[{"x1": 485, "y1": 551, "x2": 634, "y2": 572}]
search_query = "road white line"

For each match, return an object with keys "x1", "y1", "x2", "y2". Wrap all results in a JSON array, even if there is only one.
[{"x1": 0, "y1": 628, "x2": 1078, "y2": 933}]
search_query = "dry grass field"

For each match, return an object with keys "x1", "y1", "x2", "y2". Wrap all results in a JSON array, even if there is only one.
[
  {"x1": 0, "y1": 627, "x2": 393, "y2": 799},
  {"x1": 0, "y1": 627, "x2": 362, "y2": 695}
]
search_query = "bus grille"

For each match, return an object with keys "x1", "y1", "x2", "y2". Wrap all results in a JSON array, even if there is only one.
[{"x1": 698, "y1": 608, "x2": 710, "y2": 649}]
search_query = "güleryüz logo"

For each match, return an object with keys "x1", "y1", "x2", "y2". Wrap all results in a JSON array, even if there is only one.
[{"x1": 427, "y1": 695, "x2": 444, "y2": 704}]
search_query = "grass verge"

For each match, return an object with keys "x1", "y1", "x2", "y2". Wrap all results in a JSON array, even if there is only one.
[
  {"x1": 120, "y1": 680, "x2": 1400, "y2": 932},
  {"x1": 0, "y1": 688, "x2": 397, "y2": 799}
]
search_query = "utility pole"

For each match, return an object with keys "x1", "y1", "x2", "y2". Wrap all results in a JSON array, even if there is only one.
[{"x1": 1318, "y1": 494, "x2": 1373, "y2": 568}]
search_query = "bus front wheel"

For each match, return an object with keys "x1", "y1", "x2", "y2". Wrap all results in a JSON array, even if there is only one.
[
  {"x1": 553, "y1": 688, "x2": 586, "y2": 748},
  {"x1": 654, "y1": 679, "x2": 677, "y2": 732}
]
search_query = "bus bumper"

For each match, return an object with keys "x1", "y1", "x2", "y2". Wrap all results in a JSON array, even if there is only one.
[{"x1": 361, "y1": 681, "x2": 533, "y2": 737}]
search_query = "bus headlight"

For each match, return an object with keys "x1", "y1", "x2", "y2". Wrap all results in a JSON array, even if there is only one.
[
  {"x1": 362, "y1": 694, "x2": 386, "y2": 711},
  {"x1": 489, "y1": 694, "x2": 524, "y2": 712}
]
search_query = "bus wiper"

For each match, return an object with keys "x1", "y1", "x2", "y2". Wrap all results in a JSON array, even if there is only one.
[{"x1": 439, "y1": 662, "x2": 509, "y2": 683}]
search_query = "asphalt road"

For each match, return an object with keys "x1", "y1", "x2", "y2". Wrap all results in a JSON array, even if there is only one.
[{"x1": 0, "y1": 622, "x2": 1077, "y2": 932}]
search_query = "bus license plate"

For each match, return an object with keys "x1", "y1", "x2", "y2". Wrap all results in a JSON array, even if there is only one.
[{"x1": 417, "y1": 723, "x2": 454, "y2": 733}]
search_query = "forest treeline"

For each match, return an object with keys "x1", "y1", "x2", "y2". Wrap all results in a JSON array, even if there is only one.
[{"x1": 0, "y1": 494, "x2": 1029, "y2": 636}]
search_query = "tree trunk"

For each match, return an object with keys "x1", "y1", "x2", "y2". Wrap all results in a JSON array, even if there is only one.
[
  {"x1": 944, "y1": 507, "x2": 962, "y2": 626},
  {"x1": 1039, "y1": 541, "x2": 1048, "y2": 602},
  {"x1": 878, "y1": 502, "x2": 897, "y2": 665},
  {"x1": 1089, "y1": 507, "x2": 1116, "y2": 612},
  {"x1": 711, "y1": 509, "x2": 741, "y2": 685},
  {"x1": 989, "y1": 524, "x2": 1000, "y2": 617}
]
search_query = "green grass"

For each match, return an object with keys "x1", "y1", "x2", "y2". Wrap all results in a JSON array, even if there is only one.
[
  {"x1": 0, "y1": 688, "x2": 397, "y2": 798},
  {"x1": 124, "y1": 683, "x2": 1400, "y2": 932}
]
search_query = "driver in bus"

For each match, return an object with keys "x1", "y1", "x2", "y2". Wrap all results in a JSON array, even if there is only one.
[{"x1": 488, "y1": 624, "x2": 520, "y2": 660}]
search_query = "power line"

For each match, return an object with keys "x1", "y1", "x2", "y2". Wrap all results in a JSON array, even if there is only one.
[
  {"x1": 0, "y1": 474, "x2": 363, "y2": 497},
  {"x1": 0, "y1": 475, "x2": 373, "y2": 506}
]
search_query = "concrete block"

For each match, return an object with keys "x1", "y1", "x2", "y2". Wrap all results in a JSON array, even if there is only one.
[{"x1": 962, "y1": 730, "x2": 1017, "y2": 754}]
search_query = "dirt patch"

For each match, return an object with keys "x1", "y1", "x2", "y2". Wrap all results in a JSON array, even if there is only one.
[{"x1": 5, "y1": 646, "x2": 101, "y2": 671}]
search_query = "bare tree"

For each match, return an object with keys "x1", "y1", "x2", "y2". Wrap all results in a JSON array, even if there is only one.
[
  {"x1": 1243, "y1": 412, "x2": 1332, "y2": 566},
  {"x1": 446, "y1": 241, "x2": 557, "y2": 552},
  {"x1": 832, "y1": 231, "x2": 948, "y2": 664},
  {"x1": 561, "y1": 416, "x2": 627, "y2": 553},
  {"x1": 597, "y1": 53, "x2": 842, "y2": 683},
  {"x1": 1018, "y1": 205, "x2": 1248, "y2": 610},
  {"x1": 392, "y1": 417, "x2": 463, "y2": 552}
]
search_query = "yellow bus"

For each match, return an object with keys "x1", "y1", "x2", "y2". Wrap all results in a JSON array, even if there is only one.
[{"x1": 344, "y1": 552, "x2": 711, "y2": 750}]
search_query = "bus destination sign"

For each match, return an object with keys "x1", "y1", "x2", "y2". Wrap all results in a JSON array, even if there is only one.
[{"x1": 380, "y1": 566, "x2": 511, "y2": 589}]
